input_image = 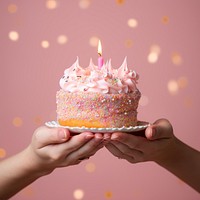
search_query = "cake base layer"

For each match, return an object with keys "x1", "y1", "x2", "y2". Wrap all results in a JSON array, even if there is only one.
[
  {"x1": 56, "y1": 89, "x2": 141, "y2": 128},
  {"x1": 58, "y1": 119, "x2": 106, "y2": 128}
]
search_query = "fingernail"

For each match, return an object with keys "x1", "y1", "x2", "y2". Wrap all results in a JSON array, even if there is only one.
[
  {"x1": 104, "y1": 134, "x2": 111, "y2": 140},
  {"x1": 58, "y1": 129, "x2": 67, "y2": 140},
  {"x1": 146, "y1": 127, "x2": 152, "y2": 137},
  {"x1": 85, "y1": 133, "x2": 94, "y2": 139},
  {"x1": 94, "y1": 134, "x2": 104, "y2": 142},
  {"x1": 111, "y1": 134, "x2": 118, "y2": 140}
]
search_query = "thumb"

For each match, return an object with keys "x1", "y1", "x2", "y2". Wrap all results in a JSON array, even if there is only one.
[
  {"x1": 145, "y1": 119, "x2": 173, "y2": 140},
  {"x1": 33, "y1": 126, "x2": 70, "y2": 148}
]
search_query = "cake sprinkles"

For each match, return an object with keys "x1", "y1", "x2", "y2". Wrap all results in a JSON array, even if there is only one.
[{"x1": 56, "y1": 57, "x2": 141, "y2": 128}]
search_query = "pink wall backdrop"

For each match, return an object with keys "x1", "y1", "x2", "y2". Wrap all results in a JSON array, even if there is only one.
[{"x1": 0, "y1": 0, "x2": 200, "y2": 199}]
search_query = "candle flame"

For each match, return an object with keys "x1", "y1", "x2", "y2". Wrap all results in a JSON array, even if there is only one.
[{"x1": 98, "y1": 40, "x2": 102, "y2": 56}]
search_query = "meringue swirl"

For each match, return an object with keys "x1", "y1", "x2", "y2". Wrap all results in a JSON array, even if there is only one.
[{"x1": 59, "y1": 57, "x2": 139, "y2": 94}]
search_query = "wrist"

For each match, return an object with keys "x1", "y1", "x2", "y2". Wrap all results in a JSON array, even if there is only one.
[
  {"x1": 153, "y1": 136, "x2": 180, "y2": 165},
  {"x1": 21, "y1": 146, "x2": 54, "y2": 178}
]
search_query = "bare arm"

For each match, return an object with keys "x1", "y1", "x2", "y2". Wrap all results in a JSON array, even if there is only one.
[
  {"x1": 105, "y1": 119, "x2": 200, "y2": 192},
  {"x1": 155, "y1": 135, "x2": 200, "y2": 192},
  {"x1": 0, "y1": 148, "x2": 44, "y2": 199}
]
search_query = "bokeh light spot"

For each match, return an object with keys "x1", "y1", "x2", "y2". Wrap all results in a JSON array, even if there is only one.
[
  {"x1": 46, "y1": 0, "x2": 58, "y2": 9},
  {"x1": 21, "y1": 186, "x2": 35, "y2": 197},
  {"x1": 116, "y1": 0, "x2": 125, "y2": 5},
  {"x1": 34, "y1": 116, "x2": 43, "y2": 126},
  {"x1": 79, "y1": 0, "x2": 91, "y2": 9},
  {"x1": 148, "y1": 52, "x2": 158, "y2": 63},
  {"x1": 162, "y1": 16, "x2": 169, "y2": 24},
  {"x1": 177, "y1": 76, "x2": 188, "y2": 89},
  {"x1": 139, "y1": 95, "x2": 149, "y2": 106},
  {"x1": 0, "y1": 148, "x2": 6, "y2": 158},
  {"x1": 73, "y1": 189, "x2": 84, "y2": 200},
  {"x1": 127, "y1": 18, "x2": 138, "y2": 28},
  {"x1": 89, "y1": 36, "x2": 99, "y2": 47},
  {"x1": 168, "y1": 80, "x2": 179, "y2": 95},
  {"x1": 124, "y1": 39, "x2": 133, "y2": 48},
  {"x1": 12, "y1": 117, "x2": 23, "y2": 127},
  {"x1": 172, "y1": 52, "x2": 182, "y2": 65},
  {"x1": 8, "y1": 31, "x2": 19, "y2": 41},
  {"x1": 85, "y1": 162, "x2": 96, "y2": 173},
  {"x1": 148, "y1": 44, "x2": 161, "y2": 63},
  {"x1": 105, "y1": 191, "x2": 113, "y2": 199},
  {"x1": 8, "y1": 4, "x2": 18, "y2": 13},
  {"x1": 177, "y1": 178, "x2": 185, "y2": 185},
  {"x1": 184, "y1": 97, "x2": 193, "y2": 108},
  {"x1": 41, "y1": 40, "x2": 50, "y2": 48},
  {"x1": 150, "y1": 44, "x2": 161, "y2": 55},
  {"x1": 57, "y1": 35, "x2": 68, "y2": 44}
]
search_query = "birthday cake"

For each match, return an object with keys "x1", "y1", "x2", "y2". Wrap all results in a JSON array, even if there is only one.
[{"x1": 56, "y1": 57, "x2": 141, "y2": 128}]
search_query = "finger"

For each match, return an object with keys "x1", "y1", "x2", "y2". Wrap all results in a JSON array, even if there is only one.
[
  {"x1": 105, "y1": 142, "x2": 124, "y2": 158},
  {"x1": 105, "y1": 142, "x2": 140, "y2": 163},
  {"x1": 74, "y1": 138, "x2": 104, "y2": 161},
  {"x1": 103, "y1": 132, "x2": 111, "y2": 143},
  {"x1": 33, "y1": 126, "x2": 70, "y2": 148},
  {"x1": 110, "y1": 140, "x2": 144, "y2": 162},
  {"x1": 60, "y1": 133, "x2": 104, "y2": 166},
  {"x1": 76, "y1": 132, "x2": 104, "y2": 157},
  {"x1": 40, "y1": 132, "x2": 95, "y2": 164},
  {"x1": 54, "y1": 132, "x2": 95, "y2": 154},
  {"x1": 111, "y1": 132, "x2": 147, "y2": 151},
  {"x1": 145, "y1": 119, "x2": 173, "y2": 140},
  {"x1": 73, "y1": 133, "x2": 103, "y2": 158},
  {"x1": 111, "y1": 140, "x2": 143, "y2": 157}
]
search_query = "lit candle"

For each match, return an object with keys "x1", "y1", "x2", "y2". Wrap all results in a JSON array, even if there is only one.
[{"x1": 98, "y1": 40, "x2": 104, "y2": 68}]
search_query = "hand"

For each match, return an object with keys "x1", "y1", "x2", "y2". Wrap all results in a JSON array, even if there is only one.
[
  {"x1": 0, "y1": 126, "x2": 104, "y2": 199},
  {"x1": 105, "y1": 119, "x2": 175, "y2": 163},
  {"x1": 25, "y1": 126, "x2": 104, "y2": 176}
]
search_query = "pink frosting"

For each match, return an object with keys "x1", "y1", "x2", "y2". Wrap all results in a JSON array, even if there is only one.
[{"x1": 59, "y1": 57, "x2": 139, "y2": 94}]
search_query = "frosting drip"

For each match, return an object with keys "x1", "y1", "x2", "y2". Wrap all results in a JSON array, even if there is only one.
[{"x1": 59, "y1": 57, "x2": 139, "y2": 94}]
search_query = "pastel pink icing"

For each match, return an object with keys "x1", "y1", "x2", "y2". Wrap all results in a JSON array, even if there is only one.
[{"x1": 59, "y1": 57, "x2": 139, "y2": 94}]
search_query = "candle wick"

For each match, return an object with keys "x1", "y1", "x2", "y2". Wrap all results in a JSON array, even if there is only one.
[{"x1": 98, "y1": 52, "x2": 102, "y2": 57}]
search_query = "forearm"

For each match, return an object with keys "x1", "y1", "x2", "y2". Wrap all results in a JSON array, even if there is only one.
[
  {"x1": 155, "y1": 137, "x2": 200, "y2": 192},
  {"x1": 0, "y1": 147, "x2": 46, "y2": 199}
]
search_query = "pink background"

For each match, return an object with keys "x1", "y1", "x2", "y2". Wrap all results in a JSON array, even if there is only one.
[{"x1": 0, "y1": 0, "x2": 200, "y2": 199}]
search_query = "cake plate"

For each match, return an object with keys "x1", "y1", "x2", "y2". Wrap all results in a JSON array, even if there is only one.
[{"x1": 45, "y1": 121, "x2": 149, "y2": 133}]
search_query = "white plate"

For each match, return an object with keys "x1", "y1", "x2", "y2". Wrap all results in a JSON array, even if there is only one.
[{"x1": 45, "y1": 121, "x2": 149, "y2": 133}]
